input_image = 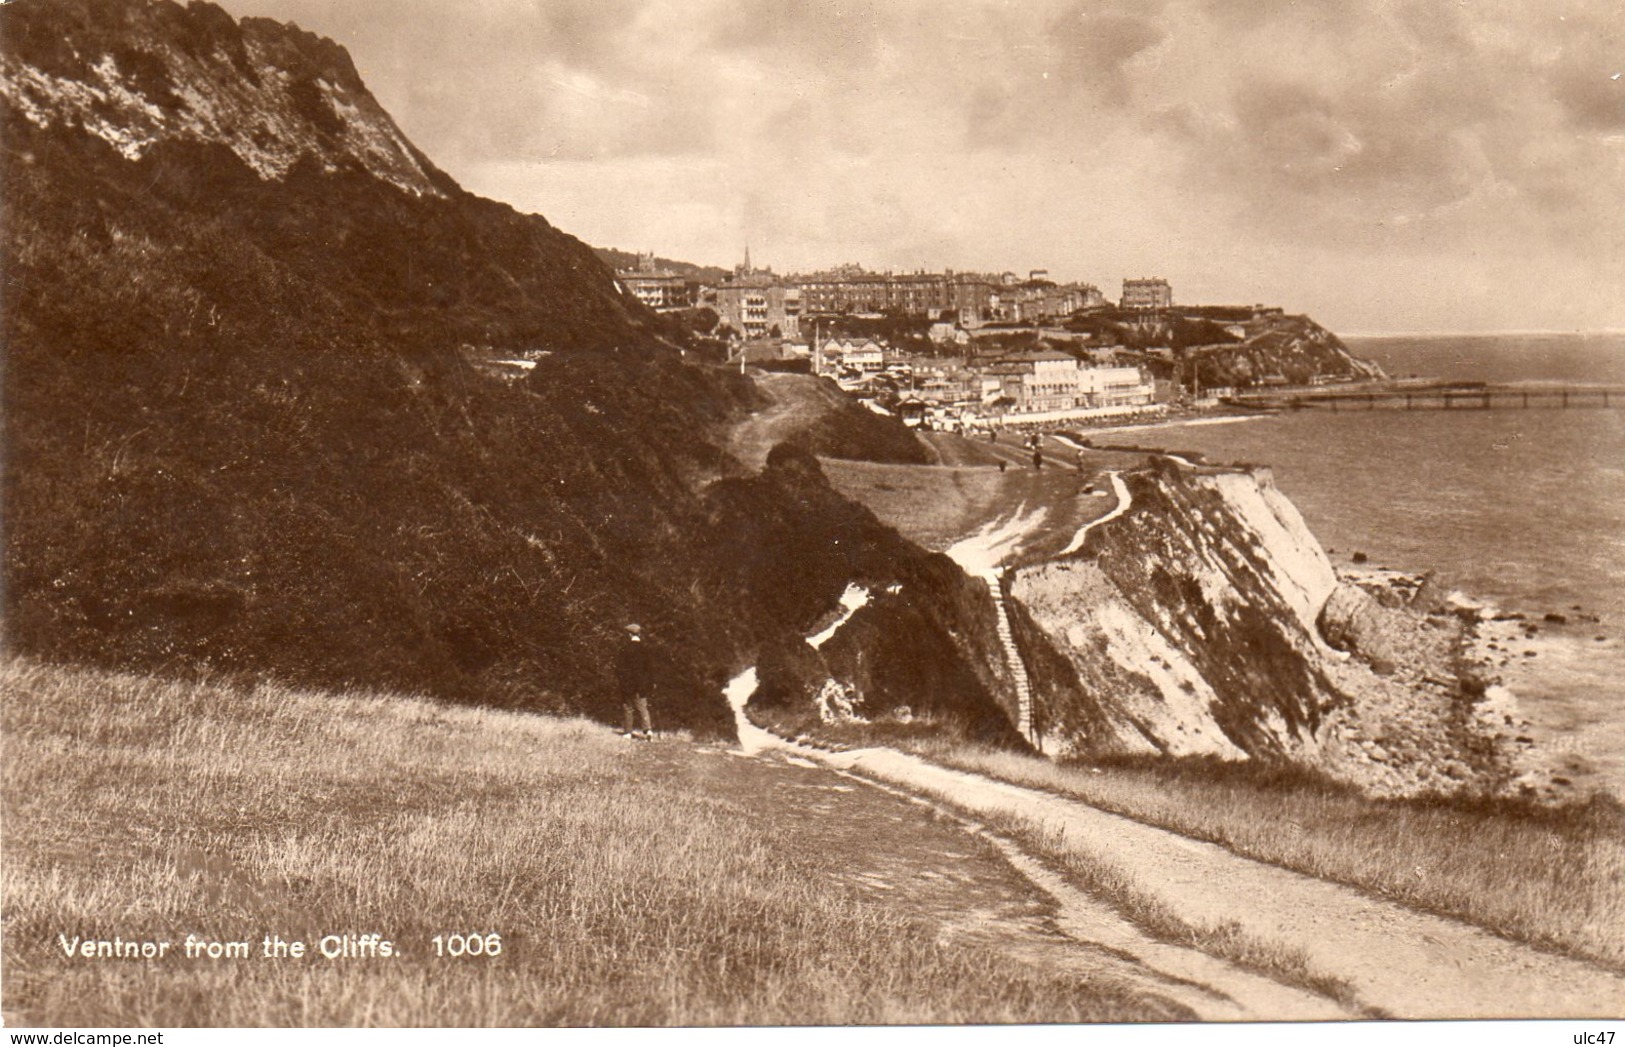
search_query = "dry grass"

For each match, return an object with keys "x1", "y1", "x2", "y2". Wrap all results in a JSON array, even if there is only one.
[
  {"x1": 1, "y1": 659, "x2": 1183, "y2": 1027},
  {"x1": 984, "y1": 815, "x2": 1360, "y2": 1010},
  {"x1": 822, "y1": 458, "x2": 1005, "y2": 550},
  {"x1": 914, "y1": 742, "x2": 1625, "y2": 970}
]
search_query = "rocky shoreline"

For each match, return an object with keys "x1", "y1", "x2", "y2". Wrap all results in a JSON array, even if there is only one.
[{"x1": 1313, "y1": 560, "x2": 1610, "y2": 802}]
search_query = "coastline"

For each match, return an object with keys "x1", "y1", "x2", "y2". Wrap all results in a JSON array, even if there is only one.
[
  {"x1": 1060, "y1": 416, "x2": 1614, "y2": 803},
  {"x1": 1463, "y1": 605, "x2": 1625, "y2": 800},
  {"x1": 1074, "y1": 396, "x2": 1625, "y2": 802},
  {"x1": 1332, "y1": 561, "x2": 1603, "y2": 803}
]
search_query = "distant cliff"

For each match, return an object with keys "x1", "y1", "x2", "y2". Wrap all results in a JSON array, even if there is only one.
[
  {"x1": 1066, "y1": 309, "x2": 1384, "y2": 388},
  {"x1": 1182, "y1": 312, "x2": 1386, "y2": 389}
]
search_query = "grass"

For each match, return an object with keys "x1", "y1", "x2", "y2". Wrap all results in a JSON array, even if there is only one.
[
  {"x1": 822, "y1": 432, "x2": 1143, "y2": 559},
  {"x1": 910, "y1": 741, "x2": 1625, "y2": 970},
  {"x1": 0, "y1": 658, "x2": 1187, "y2": 1027},
  {"x1": 982, "y1": 814, "x2": 1361, "y2": 1010},
  {"x1": 822, "y1": 458, "x2": 1006, "y2": 550}
]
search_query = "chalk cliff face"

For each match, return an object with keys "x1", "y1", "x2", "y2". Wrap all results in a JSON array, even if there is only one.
[
  {"x1": 1009, "y1": 460, "x2": 1338, "y2": 760},
  {"x1": 1004, "y1": 460, "x2": 1509, "y2": 795}
]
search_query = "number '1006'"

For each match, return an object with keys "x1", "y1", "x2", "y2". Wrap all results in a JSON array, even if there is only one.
[{"x1": 432, "y1": 933, "x2": 502, "y2": 957}]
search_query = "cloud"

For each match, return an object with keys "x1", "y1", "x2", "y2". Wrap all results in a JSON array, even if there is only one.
[
  {"x1": 221, "y1": 0, "x2": 1625, "y2": 330},
  {"x1": 1124, "y1": 0, "x2": 1625, "y2": 263},
  {"x1": 1043, "y1": 5, "x2": 1167, "y2": 106}
]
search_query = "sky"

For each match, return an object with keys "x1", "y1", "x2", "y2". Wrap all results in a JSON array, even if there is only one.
[{"x1": 216, "y1": 0, "x2": 1625, "y2": 334}]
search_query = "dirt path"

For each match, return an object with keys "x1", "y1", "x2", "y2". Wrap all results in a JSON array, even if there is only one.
[
  {"x1": 837, "y1": 764, "x2": 1353, "y2": 1021},
  {"x1": 1059, "y1": 470, "x2": 1128, "y2": 555},
  {"x1": 808, "y1": 746, "x2": 1625, "y2": 1019},
  {"x1": 728, "y1": 373, "x2": 829, "y2": 468},
  {"x1": 628, "y1": 737, "x2": 1198, "y2": 1021},
  {"x1": 723, "y1": 670, "x2": 1350, "y2": 1020},
  {"x1": 728, "y1": 619, "x2": 1624, "y2": 1020}
]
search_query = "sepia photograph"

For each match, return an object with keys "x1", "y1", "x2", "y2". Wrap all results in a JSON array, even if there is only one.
[{"x1": 1, "y1": 0, "x2": 1622, "y2": 1033}]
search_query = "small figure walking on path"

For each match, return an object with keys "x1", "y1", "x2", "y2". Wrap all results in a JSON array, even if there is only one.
[
  {"x1": 1032, "y1": 447, "x2": 1043, "y2": 470},
  {"x1": 617, "y1": 622, "x2": 656, "y2": 740}
]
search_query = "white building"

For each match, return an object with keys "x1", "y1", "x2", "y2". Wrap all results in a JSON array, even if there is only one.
[{"x1": 1079, "y1": 366, "x2": 1156, "y2": 407}]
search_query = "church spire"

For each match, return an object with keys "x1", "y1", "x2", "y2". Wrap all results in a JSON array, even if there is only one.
[{"x1": 743, "y1": 243, "x2": 752, "y2": 273}]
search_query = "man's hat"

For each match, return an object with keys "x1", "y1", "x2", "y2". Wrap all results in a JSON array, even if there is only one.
[{"x1": 624, "y1": 622, "x2": 642, "y2": 635}]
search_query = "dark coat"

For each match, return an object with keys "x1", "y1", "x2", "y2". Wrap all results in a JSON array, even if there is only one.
[{"x1": 615, "y1": 636, "x2": 658, "y2": 695}]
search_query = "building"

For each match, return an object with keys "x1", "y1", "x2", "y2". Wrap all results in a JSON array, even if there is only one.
[
  {"x1": 977, "y1": 351, "x2": 1085, "y2": 413},
  {"x1": 785, "y1": 266, "x2": 1095, "y2": 325},
  {"x1": 1121, "y1": 278, "x2": 1173, "y2": 311},
  {"x1": 971, "y1": 353, "x2": 1155, "y2": 413},
  {"x1": 950, "y1": 273, "x2": 998, "y2": 326},
  {"x1": 616, "y1": 252, "x2": 694, "y2": 310},
  {"x1": 1078, "y1": 365, "x2": 1156, "y2": 407},
  {"x1": 711, "y1": 255, "x2": 799, "y2": 340},
  {"x1": 844, "y1": 341, "x2": 886, "y2": 372}
]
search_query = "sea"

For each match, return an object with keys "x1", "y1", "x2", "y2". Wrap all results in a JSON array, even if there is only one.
[{"x1": 1094, "y1": 333, "x2": 1625, "y2": 796}]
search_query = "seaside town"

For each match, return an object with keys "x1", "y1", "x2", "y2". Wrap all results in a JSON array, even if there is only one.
[
  {"x1": 9, "y1": 0, "x2": 1625, "y2": 1031},
  {"x1": 611, "y1": 251, "x2": 1305, "y2": 431}
]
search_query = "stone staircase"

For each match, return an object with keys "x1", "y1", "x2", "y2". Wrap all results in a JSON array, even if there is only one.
[{"x1": 978, "y1": 569, "x2": 1037, "y2": 749}]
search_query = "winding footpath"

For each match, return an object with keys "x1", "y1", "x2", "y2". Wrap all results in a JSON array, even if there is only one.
[
  {"x1": 723, "y1": 668, "x2": 1625, "y2": 1018},
  {"x1": 719, "y1": 446, "x2": 1625, "y2": 1020},
  {"x1": 1060, "y1": 470, "x2": 1130, "y2": 555},
  {"x1": 816, "y1": 747, "x2": 1625, "y2": 1020}
]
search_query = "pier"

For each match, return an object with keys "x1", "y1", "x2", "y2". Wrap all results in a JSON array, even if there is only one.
[{"x1": 1230, "y1": 384, "x2": 1625, "y2": 413}]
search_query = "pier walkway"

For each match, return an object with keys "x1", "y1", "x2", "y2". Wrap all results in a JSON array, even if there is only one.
[{"x1": 1231, "y1": 384, "x2": 1625, "y2": 412}]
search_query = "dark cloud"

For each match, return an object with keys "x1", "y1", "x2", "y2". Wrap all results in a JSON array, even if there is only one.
[
  {"x1": 708, "y1": 0, "x2": 885, "y2": 67},
  {"x1": 1044, "y1": 5, "x2": 1166, "y2": 106},
  {"x1": 1551, "y1": 64, "x2": 1625, "y2": 132}
]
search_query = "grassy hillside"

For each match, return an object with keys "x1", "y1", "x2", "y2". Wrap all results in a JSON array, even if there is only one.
[
  {"x1": 1, "y1": 3, "x2": 1011, "y2": 738},
  {"x1": 730, "y1": 373, "x2": 931, "y2": 468},
  {"x1": 0, "y1": 658, "x2": 1186, "y2": 1026}
]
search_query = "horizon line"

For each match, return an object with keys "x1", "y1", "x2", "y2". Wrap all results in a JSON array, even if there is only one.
[{"x1": 1341, "y1": 328, "x2": 1625, "y2": 339}]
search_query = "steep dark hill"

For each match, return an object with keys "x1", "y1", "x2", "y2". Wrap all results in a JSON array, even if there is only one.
[
  {"x1": 0, "y1": 0, "x2": 1011, "y2": 742},
  {"x1": 0, "y1": 0, "x2": 664, "y2": 354}
]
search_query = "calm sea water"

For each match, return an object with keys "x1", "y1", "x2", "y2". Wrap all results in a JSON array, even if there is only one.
[
  {"x1": 1101, "y1": 334, "x2": 1625, "y2": 622},
  {"x1": 1095, "y1": 334, "x2": 1625, "y2": 793},
  {"x1": 1351, "y1": 332, "x2": 1625, "y2": 387}
]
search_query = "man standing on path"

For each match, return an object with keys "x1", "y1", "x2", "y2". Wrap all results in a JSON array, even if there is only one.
[{"x1": 617, "y1": 622, "x2": 656, "y2": 739}]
